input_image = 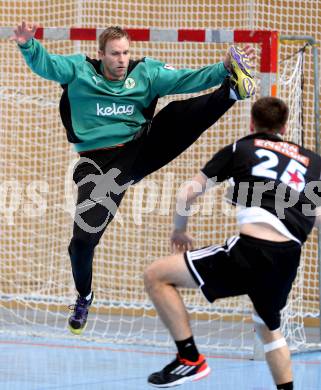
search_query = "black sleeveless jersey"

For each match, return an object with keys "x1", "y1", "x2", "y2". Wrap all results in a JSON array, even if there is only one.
[{"x1": 201, "y1": 132, "x2": 321, "y2": 243}]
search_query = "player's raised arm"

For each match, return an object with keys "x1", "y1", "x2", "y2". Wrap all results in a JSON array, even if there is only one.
[
  {"x1": 11, "y1": 21, "x2": 37, "y2": 45},
  {"x1": 12, "y1": 21, "x2": 83, "y2": 84},
  {"x1": 149, "y1": 44, "x2": 256, "y2": 98}
]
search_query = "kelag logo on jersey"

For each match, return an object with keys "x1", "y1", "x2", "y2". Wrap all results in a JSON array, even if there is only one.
[{"x1": 96, "y1": 103, "x2": 134, "y2": 116}]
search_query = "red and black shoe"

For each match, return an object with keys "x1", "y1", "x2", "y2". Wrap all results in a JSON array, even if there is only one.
[{"x1": 148, "y1": 354, "x2": 210, "y2": 387}]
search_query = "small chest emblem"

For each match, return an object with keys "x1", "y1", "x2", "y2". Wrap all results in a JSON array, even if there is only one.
[{"x1": 125, "y1": 77, "x2": 136, "y2": 89}]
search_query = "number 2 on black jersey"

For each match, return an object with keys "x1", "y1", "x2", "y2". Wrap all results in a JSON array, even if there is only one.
[{"x1": 251, "y1": 148, "x2": 307, "y2": 192}]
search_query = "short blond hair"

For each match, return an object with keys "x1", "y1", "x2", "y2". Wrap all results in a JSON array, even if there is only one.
[{"x1": 98, "y1": 26, "x2": 130, "y2": 53}]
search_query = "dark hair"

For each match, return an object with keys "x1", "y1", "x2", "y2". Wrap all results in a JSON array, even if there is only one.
[
  {"x1": 98, "y1": 26, "x2": 130, "y2": 52},
  {"x1": 251, "y1": 97, "x2": 289, "y2": 133}
]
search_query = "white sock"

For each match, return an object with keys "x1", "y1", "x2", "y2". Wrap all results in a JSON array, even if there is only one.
[
  {"x1": 229, "y1": 88, "x2": 238, "y2": 100},
  {"x1": 85, "y1": 292, "x2": 92, "y2": 301}
]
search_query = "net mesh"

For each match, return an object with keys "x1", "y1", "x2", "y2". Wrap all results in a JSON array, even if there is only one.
[{"x1": 0, "y1": 0, "x2": 320, "y2": 356}]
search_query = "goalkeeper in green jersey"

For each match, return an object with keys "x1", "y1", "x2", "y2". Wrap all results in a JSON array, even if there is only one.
[{"x1": 12, "y1": 21, "x2": 256, "y2": 335}]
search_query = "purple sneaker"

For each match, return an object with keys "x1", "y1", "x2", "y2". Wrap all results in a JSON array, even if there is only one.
[
  {"x1": 229, "y1": 46, "x2": 256, "y2": 99},
  {"x1": 68, "y1": 292, "x2": 94, "y2": 335}
]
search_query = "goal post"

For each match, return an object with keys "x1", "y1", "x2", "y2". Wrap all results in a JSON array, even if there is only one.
[
  {"x1": 279, "y1": 34, "x2": 321, "y2": 345},
  {"x1": 277, "y1": 35, "x2": 321, "y2": 352},
  {"x1": 0, "y1": 27, "x2": 320, "y2": 357},
  {"x1": 280, "y1": 35, "x2": 320, "y2": 156}
]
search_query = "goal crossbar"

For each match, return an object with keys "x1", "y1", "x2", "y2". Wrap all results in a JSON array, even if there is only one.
[{"x1": 1, "y1": 27, "x2": 278, "y2": 96}]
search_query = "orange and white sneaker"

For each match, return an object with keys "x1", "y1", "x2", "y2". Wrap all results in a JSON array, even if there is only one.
[{"x1": 147, "y1": 354, "x2": 210, "y2": 387}]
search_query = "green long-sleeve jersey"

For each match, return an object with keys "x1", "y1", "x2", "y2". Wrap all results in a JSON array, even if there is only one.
[{"x1": 19, "y1": 38, "x2": 228, "y2": 152}]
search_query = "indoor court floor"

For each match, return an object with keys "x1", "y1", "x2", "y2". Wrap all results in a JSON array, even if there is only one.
[{"x1": 0, "y1": 335, "x2": 320, "y2": 390}]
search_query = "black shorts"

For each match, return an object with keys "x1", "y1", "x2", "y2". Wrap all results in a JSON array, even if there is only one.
[{"x1": 184, "y1": 234, "x2": 301, "y2": 331}]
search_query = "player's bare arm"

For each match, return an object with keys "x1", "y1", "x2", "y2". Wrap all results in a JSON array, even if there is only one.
[{"x1": 171, "y1": 172, "x2": 213, "y2": 252}]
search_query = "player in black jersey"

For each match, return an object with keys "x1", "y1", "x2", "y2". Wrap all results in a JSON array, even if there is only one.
[{"x1": 144, "y1": 97, "x2": 321, "y2": 389}]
